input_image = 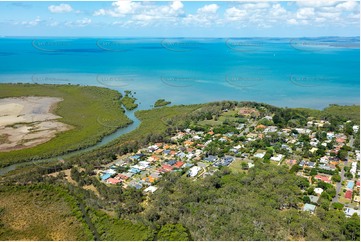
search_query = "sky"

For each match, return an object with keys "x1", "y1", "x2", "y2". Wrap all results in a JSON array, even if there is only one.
[{"x1": 0, "y1": 1, "x2": 359, "y2": 37}]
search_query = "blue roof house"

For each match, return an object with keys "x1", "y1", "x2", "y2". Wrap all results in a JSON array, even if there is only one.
[{"x1": 101, "y1": 173, "x2": 112, "y2": 181}]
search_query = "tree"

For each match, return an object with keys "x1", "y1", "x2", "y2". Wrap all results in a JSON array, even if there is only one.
[
  {"x1": 157, "y1": 224, "x2": 191, "y2": 241},
  {"x1": 303, "y1": 196, "x2": 311, "y2": 203},
  {"x1": 310, "y1": 168, "x2": 318, "y2": 176},
  {"x1": 319, "y1": 198, "x2": 330, "y2": 210},
  {"x1": 331, "y1": 202, "x2": 344, "y2": 210},
  {"x1": 332, "y1": 174, "x2": 341, "y2": 183},
  {"x1": 343, "y1": 214, "x2": 360, "y2": 241},
  {"x1": 337, "y1": 150, "x2": 348, "y2": 161},
  {"x1": 290, "y1": 164, "x2": 300, "y2": 173}
]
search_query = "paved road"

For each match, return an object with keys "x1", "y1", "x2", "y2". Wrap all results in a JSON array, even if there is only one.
[
  {"x1": 240, "y1": 120, "x2": 258, "y2": 136},
  {"x1": 332, "y1": 135, "x2": 353, "y2": 203},
  {"x1": 333, "y1": 162, "x2": 346, "y2": 203}
]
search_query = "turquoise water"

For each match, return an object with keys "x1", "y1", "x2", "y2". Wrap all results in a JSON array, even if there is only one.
[{"x1": 0, "y1": 37, "x2": 359, "y2": 109}]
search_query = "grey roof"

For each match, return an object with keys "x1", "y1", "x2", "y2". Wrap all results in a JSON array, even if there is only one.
[
  {"x1": 308, "y1": 195, "x2": 319, "y2": 204},
  {"x1": 303, "y1": 203, "x2": 316, "y2": 212}
]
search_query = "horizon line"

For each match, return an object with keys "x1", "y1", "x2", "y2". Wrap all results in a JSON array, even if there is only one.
[{"x1": 2, "y1": 36, "x2": 360, "y2": 38}]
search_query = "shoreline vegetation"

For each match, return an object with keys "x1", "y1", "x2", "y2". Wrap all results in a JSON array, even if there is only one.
[
  {"x1": 0, "y1": 83, "x2": 132, "y2": 168},
  {"x1": 154, "y1": 99, "x2": 171, "y2": 108},
  {"x1": 0, "y1": 84, "x2": 360, "y2": 241},
  {"x1": 121, "y1": 90, "x2": 138, "y2": 111}
]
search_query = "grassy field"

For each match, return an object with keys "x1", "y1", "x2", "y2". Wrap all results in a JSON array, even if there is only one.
[
  {"x1": 0, "y1": 185, "x2": 92, "y2": 240},
  {"x1": 0, "y1": 83, "x2": 132, "y2": 168},
  {"x1": 229, "y1": 158, "x2": 249, "y2": 174},
  {"x1": 198, "y1": 109, "x2": 239, "y2": 126},
  {"x1": 293, "y1": 104, "x2": 360, "y2": 124}
]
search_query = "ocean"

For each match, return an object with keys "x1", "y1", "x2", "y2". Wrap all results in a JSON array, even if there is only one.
[{"x1": 0, "y1": 37, "x2": 359, "y2": 110}]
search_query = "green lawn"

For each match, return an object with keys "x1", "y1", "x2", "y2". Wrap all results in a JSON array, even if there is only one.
[
  {"x1": 293, "y1": 105, "x2": 360, "y2": 124},
  {"x1": 0, "y1": 83, "x2": 132, "y2": 168},
  {"x1": 198, "y1": 110, "x2": 239, "y2": 126},
  {"x1": 229, "y1": 158, "x2": 249, "y2": 174}
]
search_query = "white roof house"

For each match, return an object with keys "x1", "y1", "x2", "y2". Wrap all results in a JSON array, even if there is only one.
[
  {"x1": 189, "y1": 166, "x2": 201, "y2": 177},
  {"x1": 353, "y1": 125, "x2": 359, "y2": 133},
  {"x1": 144, "y1": 186, "x2": 158, "y2": 194},
  {"x1": 350, "y1": 162, "x2": 357, "y2": 176},
  {"x1": 271, "y1": 154, "x2": 284, "y2": 162},
  {"x1": 254, "y1": 152, "x2": 266, "y2": 159},
  {"x1": 344, "y1": 207, "x2": 360, "y2": 217},
  {"x1": 314, "y1": 187, "x2": 324, "y2": 195},
  {"x1": 319, "y1": 156, "x2": 329, "y2": 164}
]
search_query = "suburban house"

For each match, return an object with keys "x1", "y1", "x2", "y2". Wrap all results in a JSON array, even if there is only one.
[
  {"x1": 344, "y1": 190, "x2": 353, "y2": 200},
  {"x1": 314, "y1": 174, "x2": 331, "y2": 183},
  {"x1": 308, "y1": 195, "x2": 320, "y2": 204},
  {"x1": 344, "y1": 207, "x2": 360, "y2": 217},
  {"x1": 303, "y1": 203, "x2": 316, "y2": 213},
  {"x1": 314, "y1": 187, "x2": 324, "y2": 195},
  {"x1": 346, "y1": 180, "x2": 355, "y2": 190},
  {"x1": 101, "y1": 173, "x2": 112, "y2": 181},
  {"x1": 144, "y1": 186, "x2": 158, "y2": 194},
  {"x1": 189, "y1": 166, "x2": 201, "y2": 177},
  {"x1": 270, "y1": 154, "x2": 284, "y2": 163},
  {"x1": 107, "y1": 178, "x2": 121, "y2": 185}
]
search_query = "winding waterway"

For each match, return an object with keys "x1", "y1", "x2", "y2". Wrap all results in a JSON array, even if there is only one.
[{"x1": 0, "y1": 108, "x2": 140, "y2": 176}]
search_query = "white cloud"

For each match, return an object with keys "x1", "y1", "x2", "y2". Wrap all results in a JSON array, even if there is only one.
[
  {"x1": 48, "y1": 21, "x2": 60, "y2": 27},
  {"x1": 296, "y1": 8, "x2": 315, "y2": 19},
  {"x1": 242, "y1": 2, "x2": 270, "y2": 10},
  {"x1": 111, "y1": 0, "x2": 141, "y2": 15},
  {"x1": 183, "y1": 4, "x2": 220, "y2": 26},
  {"x1": 317, "y1": 12, "x2": 341, "y2": 19},
  {"x1": 297, "y1": 1, "x2": 338, "y2": 8},
  {"x1": 287, "y1": 19, "x2": 298, "y2": 25},
  {"x1": 93, "y1": 9, "x2": 106, "y2": 16},
  {"x1": 271, "y1": 4, "x2": 287, "y2": 17},
  {"x1": 315, "y1": 17, "x2": 326, "y2": 23},
  {"x1": 16, "y1": 16, "x2": 41, "y2": 26},
  {"x1": 86, "y1": 1, "x2": 360, "y2": 29},
  {"x1": 94, "y1": 1, "x2": 141, "y2": 17},
  {"x1": 224, "y1": 2, "x2": 291, "y2": 26},
  {"x1": 171, "y1": 1, "x2": 183, "y2": 11},
  {"x1": 197, "y1": 4, "x2": 219, "y2": 14},
  {"x1": 48, "y1": 3, "x2": 73, "y2": 13},
  {"x1": 66, "y1": 18, "x2": 91, "y2": 27},
  {"x1": 93, "y1": 0, "x2": 184, "y2": 26},
  {"x1": 225, "y1": 7, "x2": 247, "y2": 21},
  {"x1": 336, "y1": 1, "x2": 359, "y2": 11}
]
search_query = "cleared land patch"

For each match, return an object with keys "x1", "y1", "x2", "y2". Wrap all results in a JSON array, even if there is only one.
[{"x1": 0, "y1": 96, "x2": 71, "y2": 152}]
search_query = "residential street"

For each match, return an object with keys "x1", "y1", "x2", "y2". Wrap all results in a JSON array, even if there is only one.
[{"x1": 332, "y1": 135, "x2": 353, "y2": 203}]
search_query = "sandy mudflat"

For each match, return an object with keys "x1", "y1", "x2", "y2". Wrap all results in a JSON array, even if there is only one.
[{"x1": 0, "y1": 96, "x2": 71, "y2": 152}]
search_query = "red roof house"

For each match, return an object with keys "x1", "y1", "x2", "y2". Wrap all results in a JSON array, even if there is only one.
[
  {"x1": 345, "y1": 190, "x2": 353, "y2": 200},
  {"x1": 107, "y1": 178, "x2": 122, "y2": 185},
  {"x1": 315, "y1": 175, "x2": 331, "y2": 183},
  {"x1": 161, "y1": 164, "x2": 174, "y2": 172},
  {"x1": 116, "y1": 174, "x2": 129, "y2": 181},
  {"x1": 173, "y1": 161, "x2": 184, "y2": 169}
]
